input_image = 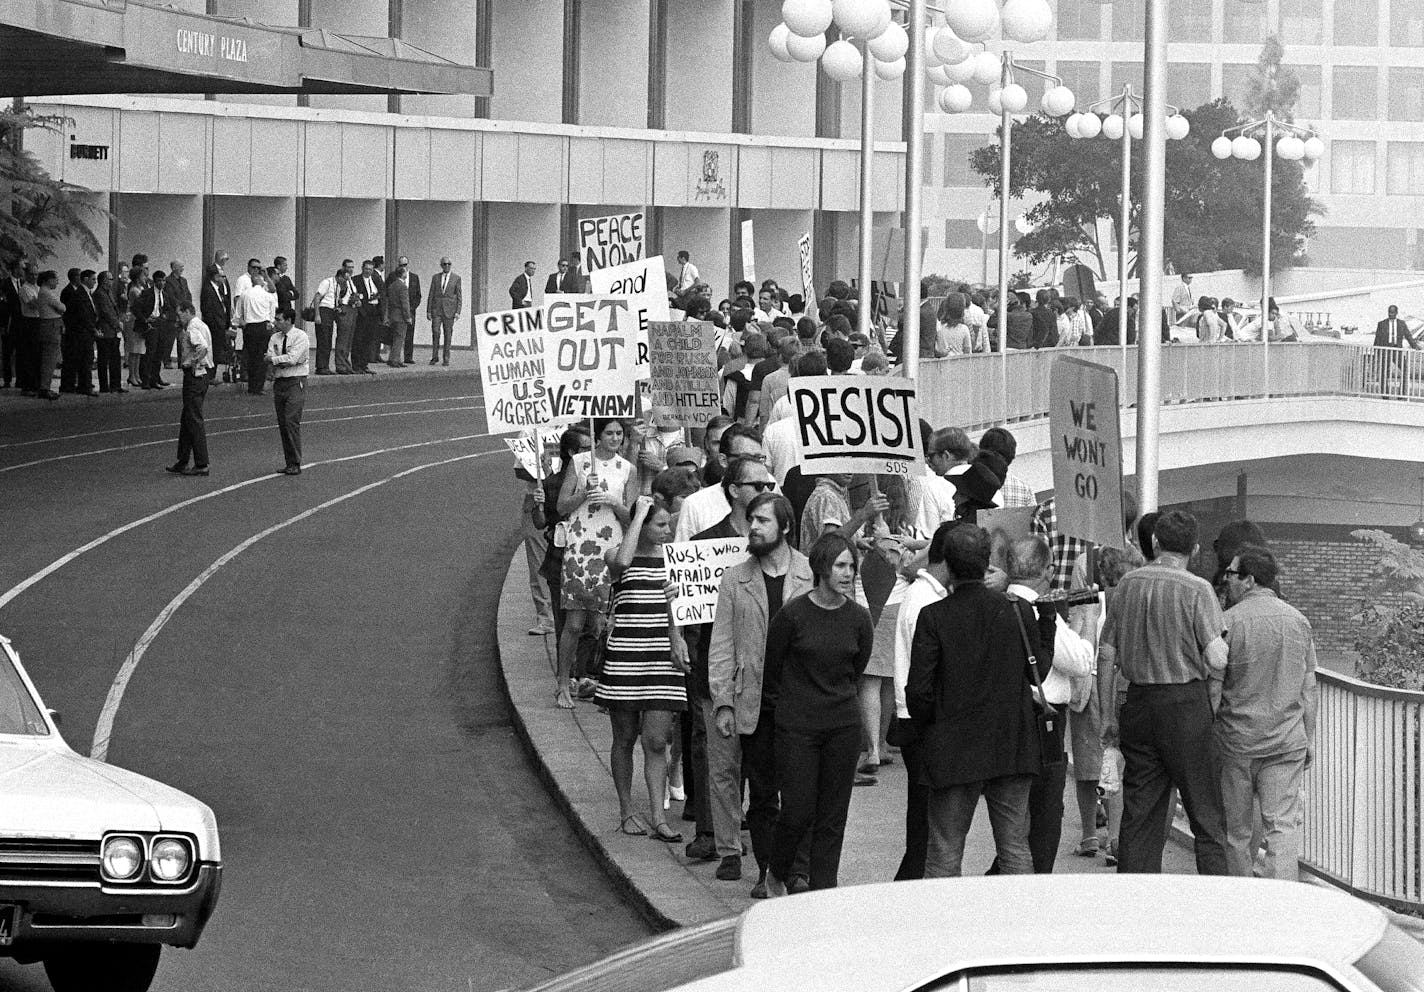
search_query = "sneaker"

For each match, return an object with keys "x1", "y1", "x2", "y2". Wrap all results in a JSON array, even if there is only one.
[
  {"x1": 715, "y1": 855, "x2": 742, "y2": 881},
  {"x1": 684, "y1": 835, "x2": 717, "y2": 862}
]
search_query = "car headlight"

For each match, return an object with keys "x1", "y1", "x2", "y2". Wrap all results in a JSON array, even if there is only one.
[
  {"x1": 149, "y1": 837, "x2": 192, "y2": 883},
  {"x1": 101, "y1": 835, "x2": 144, "y2": 882}
]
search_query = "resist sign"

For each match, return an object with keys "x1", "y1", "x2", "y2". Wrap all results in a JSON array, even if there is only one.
[
  {"x1": 579, "y1": 212, "x2": 644, "y2": 272},
  {"x1": 664, "y1": 538, "x2": 750, "y2": 626},
  {"x1": 789, "y1": 375, "x2": 921, "y2": 476},
  {"x1": 543, "y1": 294, "x2": 646, "y2": 420},
  {"x1": 1049, "y1": 355, "x2": 1125, "y2": 549},
  {"x1": 475, "y1": 306, "x2": 548, "y2": 434}
]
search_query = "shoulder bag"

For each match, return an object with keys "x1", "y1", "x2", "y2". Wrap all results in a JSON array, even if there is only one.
[{"x1": 1008, "y1": 597, "x2": 1065, "y2": 768}]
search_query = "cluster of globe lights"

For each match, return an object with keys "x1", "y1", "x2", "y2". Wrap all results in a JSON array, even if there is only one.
[
  {"x1": 1064, "y1": 108, "x2": 1191, "y2": 142},
  {"x1": 769, "y1": 0, "x2": 1074, "y2": 120},
  {"x1": 1209, "y1": 130, "x2": 1325, "y2": 163}
]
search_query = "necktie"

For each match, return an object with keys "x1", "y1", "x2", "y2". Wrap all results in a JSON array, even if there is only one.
[
  {"x1": 155, "y1": 287, "x2": 163, "y2": 316},
  {"x1": 441, "y1": 273, "x2": 448, "y2": 294}
]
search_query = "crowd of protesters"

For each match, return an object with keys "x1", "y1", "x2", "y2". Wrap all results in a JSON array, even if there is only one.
[
  {"x1": 0, "y1": 249, "x2": 463, "y2": 401},
  {"x1": 516, "y1": 260, "x2": 1320, "y2": 901}
]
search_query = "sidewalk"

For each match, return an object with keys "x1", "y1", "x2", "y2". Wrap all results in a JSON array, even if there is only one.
[
  {"x1": 0, "y1": 343, "x2": 482, "y2": 414},
  {"x1": 496, "y1": 554, "x2": 1196, "y2": 931}
]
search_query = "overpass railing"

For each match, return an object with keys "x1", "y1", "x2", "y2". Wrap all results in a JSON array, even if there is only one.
[
  {"x1": 1303, "y1": 670, "x2": 1424, "y2": 912},
  {"x1": 917, "y1": 341, "x2": 1423, "y2": 431}
]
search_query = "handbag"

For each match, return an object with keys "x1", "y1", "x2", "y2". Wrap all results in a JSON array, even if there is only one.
[
  {"x1": 1008, "y1": 597, "x2": 1065, "y2": 768},
  {"x1": 588, "y1": 582, "x2": 619, "y2": 680}
]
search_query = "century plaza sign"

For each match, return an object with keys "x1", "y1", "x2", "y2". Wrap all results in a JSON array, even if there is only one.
[{"x1": 175, "y1": 28, "x2": 250, "y2": 63}]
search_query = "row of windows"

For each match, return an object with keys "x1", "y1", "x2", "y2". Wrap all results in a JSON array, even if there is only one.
[
  {"x1": 1056, "y1": 0, "x2": 1424, "y2": 47},
  {"x1": 930, "y1": 132, "x2": 1424, "y2": 196}
]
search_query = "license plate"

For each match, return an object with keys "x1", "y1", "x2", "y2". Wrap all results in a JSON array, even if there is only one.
[{"x1": 0, "y1": 904, "x2": 17, "y2": 946}]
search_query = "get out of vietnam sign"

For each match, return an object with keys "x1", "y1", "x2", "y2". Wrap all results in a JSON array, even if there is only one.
[
  {"x1": 789, "y1": 375, "x2": 921, "y2": 477},
  {"x1": 1049, "y1": 356, "x2": 1125, "y2": 549},
  {"x1": 543, "y1": 294, "x2": 647, "y2": 420}
]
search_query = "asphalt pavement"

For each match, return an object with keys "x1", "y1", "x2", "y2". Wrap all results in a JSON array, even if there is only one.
[{"x1": 0, "y1": 353, "x2": 652, "y2": 992}]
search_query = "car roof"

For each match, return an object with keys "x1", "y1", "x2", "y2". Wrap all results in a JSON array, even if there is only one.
[{"x1": 735, "y1": 877, "x2": 1387, "y2": 990}]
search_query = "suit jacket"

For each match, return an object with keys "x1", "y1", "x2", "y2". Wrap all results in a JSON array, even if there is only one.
[
  {"x1": 1030, "y1": 307, "x2": 1059, "y2": 349},
  {"x1": 1375, "y1": 317, "x2": 1415, "y2": 349},
  {"x1": 0, "y1": 276, "x2": 21, "y2": 333},
  {"x1": 508, "y1": 272, "x2": 535, "y2": 308},
  {"x1": 907, "y1": 584, "x2": 1054, "y2": 788},
  {"x1": 354, "y1": 273, "x2": 383, "y2": 315},
  {"x1": 61, "y1": 284, "x2": 97, "y2": 335},
  {"x1": 428, "y1": 271, "x2": 461, "y2": 318},
  {"x1": 707, "y1": 552, "x2": 815, "y2": 735},
  {"x1": 543, "y1": 273, "x2": 561, "y2": 294},
  {"x1": 406, "y1": 272, "x2": 422, "y2": 315},
  {"x1": 200, "y1": 279, "x2": 231, "y2": 334},
  {"x1": 383, "y1": 272, "x2": 413, "y2": 323},
  {"x1": 95, "y1": 284, "x2": 122, "y2": 338},
  {"x1": 161, "y1": 273, "x2": 192, "y2": 321},
  {"x1": 275, "y1": 274, "x2": 297, "y2": 312}
]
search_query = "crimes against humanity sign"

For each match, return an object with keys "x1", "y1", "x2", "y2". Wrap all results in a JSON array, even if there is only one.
[
  {"x1": 647, "y1": 320, "x2": 720, "y2": 428},
  {"x1": 579, "y1": 212, "x2": 644, "y2": 272},
  {"x1": 664, "y1": 538, "x2": 750, "y2": 626},
  {"x1": 475, "y1": 307, "x2": 548, "y2": 433},
  {"x1": 1049, "y1": 356, "x2": 1125, "y2": 549},
  {"x1": 790, "y1": 375, "x2": 921, "y2": 476},
  {"x1": 543, "y1": 294, "x2": 646, "y2": 420}
]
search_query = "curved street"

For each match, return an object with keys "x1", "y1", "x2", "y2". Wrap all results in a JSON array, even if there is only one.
[{"x1": 0, "y1": 373, "x2": 651, "y2": 992}]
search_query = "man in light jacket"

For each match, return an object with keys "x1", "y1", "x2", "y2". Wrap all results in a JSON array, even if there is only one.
[
  {"x1": 708, "y1": 493, "x2": 813, "y2": 899},
  {"x1": 426, "y1": 257, "x2": 461, "y2": 366}
]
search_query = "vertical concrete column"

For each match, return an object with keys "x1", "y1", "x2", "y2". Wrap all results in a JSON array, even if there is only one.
[
  {"x1": 663, "y1": 0, "x2": 734, "y2": 132},
  {"x1": 661, "y1": 208, "x2": 731, "y2": 300},
  {"x1": 114, "y1": 196, "x2": 204, "y2": 277},
  {"x1": 749, "y1": 209, "x2": 817, "y2": 290},
  {"x1": 307, "y1": 0, "x2": 390, "y2": 113},
  {"x1": 301, "y1": 198, "x2": 386, "y2": 295},
  {"x1": 577, "y1": 0, "x2": 652, "y2": 128},
  {"x1": 212, "y1": 194, "x2": 298, "y2": 285},
  {"x1": 750, "y1": 0, "x2": 817, "y2": 137},
  {"x1": 395, "y1": 200, "x2": 475, "y2": 348},
  {"x1": 399, "y1": 0, "x2": 481, "y2": 118},
  {"x1": 484, "y1": 203, "x2": 561, "y2": 313},
  {"x1": 489, "y1": 0, "x2": 567, "y2": 124}
]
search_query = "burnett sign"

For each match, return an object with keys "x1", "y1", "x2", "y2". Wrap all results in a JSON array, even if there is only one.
[{"x1": 175, "y1": 28, "x2": 250, "y2": 62}]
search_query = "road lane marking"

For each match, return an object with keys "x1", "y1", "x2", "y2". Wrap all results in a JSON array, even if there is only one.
[
  {"x1": 0, "y1": 432, "x2": 495, "y2": 611},
  {"x1": 88, "y1": 450, "x2": 493, "y2": 761},
  {"x1": 0, "y1": 393, "x2": 486, "y2": 450},
  {"x1": 0, "y1": 406, "x2": 482, "y2": 474}
]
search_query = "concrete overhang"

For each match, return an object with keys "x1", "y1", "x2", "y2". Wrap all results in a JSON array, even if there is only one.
[{"x1": 2, "y1": 0, "x2": 492, "y2": 96}]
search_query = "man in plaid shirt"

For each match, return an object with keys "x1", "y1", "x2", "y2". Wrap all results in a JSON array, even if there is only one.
[{"x1": 1031, "y1": 497, "x2": 1090, "y2": 593}]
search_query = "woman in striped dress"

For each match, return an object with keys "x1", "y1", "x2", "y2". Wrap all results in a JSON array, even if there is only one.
[{"x1": 598, "y1": 494, "x2": 690, "y2": 842}]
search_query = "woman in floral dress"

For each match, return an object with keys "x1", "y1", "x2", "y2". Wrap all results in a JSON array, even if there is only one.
[{"x1": 554, "y1": 418, "x2": 637, "y2": 709}]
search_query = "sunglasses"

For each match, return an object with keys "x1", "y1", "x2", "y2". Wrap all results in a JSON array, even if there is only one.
[
  {"x1": 1222, "y1": 568, "x2": 1244, "y2": 578},
  {"x1": 738, "y1": 480, "x2": 776, "y2": 492}
]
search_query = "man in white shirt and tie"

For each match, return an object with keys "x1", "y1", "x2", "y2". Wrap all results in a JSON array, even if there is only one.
[
  {"x1": 233, "y1": 261, "x2": 277, "y2": 394},
  {"x1": 675, "y1": 251, "x2": 700, "y2": 293},
  {"x1": 1373, "y1": 304, "x2": 1420, "y2": 397},
  {"x1": 266, "y1": 307, "x2": 310, "y2": 475},
  {"x1": 166, "y1": 301, "x2": 213, "y2": 477}
]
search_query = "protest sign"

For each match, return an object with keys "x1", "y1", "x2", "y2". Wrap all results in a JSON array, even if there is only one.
[
  {"x1": 664, "y1": 537, "x2": 750, "y2": 626},
  {"x1": 543, "y1": 294, "x2": 646, "y2": 420},
  {"x1": 578, "y1": 212, "x2": 644, "y2": 272},
  {"x1": 503, "y1": 428, "x2": 563, "y2": 478},
  {"x1": 589, "y1": 255, "x2": 669, "y2": 383},
  {"x1": 474, "y1": 306, "x2": 548, "y2": 434},
  {"x1": 797, "y1": 233, "x2": 815, "y2": 304},
  {"x1": 790, "y1": 375, "x2": 921, "y2": 476},
  {"x1": 1050, "y1": 356, "x2": 1125, "y2": 549},
  {"x1": 740, "y1": 219, "x2": 756, "y2": 283},
  {"x1": 646, "y1": 320, "x2": 720, "y2": 428}
]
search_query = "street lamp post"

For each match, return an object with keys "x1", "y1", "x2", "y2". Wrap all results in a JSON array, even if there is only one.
[
  {"x1": 1211, "y1": 112, "x2": 1324, "y2": 398},
  {"x1": 1065, "y1": 88, "x2": 1190, "y2": 380}
]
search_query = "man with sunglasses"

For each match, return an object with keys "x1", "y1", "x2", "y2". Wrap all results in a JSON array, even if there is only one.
[{"x1": 674, "y1": 423, "x2": 765, "y2": 542}]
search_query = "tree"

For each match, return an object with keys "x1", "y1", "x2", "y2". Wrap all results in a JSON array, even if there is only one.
[
  {"x1": 1242, "y1": 36, "x2": 1302, "y2": 121},
  {"x1": 968, "y1": 39, "x2": 1322, "y2": 278},
  {"x1": 1, "y1": 103, "x2": 109, "y2": 264}
]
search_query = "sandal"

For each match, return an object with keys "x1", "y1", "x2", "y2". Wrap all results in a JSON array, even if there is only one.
[
  {"x1": 619, "y1": 814, "x2": 648, "y2": 836},
  {"x1": 1074, "y1": 837, "x2": 1100, "y2": 857},
  {"x1": 649, "y1": 823, "x2": 683, "y2": 843}
]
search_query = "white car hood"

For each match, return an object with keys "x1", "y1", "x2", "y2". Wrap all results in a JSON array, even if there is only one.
[{"x1": 0, "y1": 740, "x2": 194, "y2": 841}]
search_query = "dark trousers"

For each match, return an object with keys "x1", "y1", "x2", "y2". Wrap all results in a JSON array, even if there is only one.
[
  {"x1": 60, "y1": 331, "x2": 94, "y2": 392},
  {"x1": 403, "y1": 319, "x2": 416, "y2": 363},
  {"x1": 986, "y1": 742, "x2": 1066, "y2": 875},
  {"x1": 740, "y1": 711, "x2": 781, "y2": 874},
  {"x1": 334, "y1": 309, "x2": 357, "y2": 373},
  {"x1": 273, "y1": 376, "x2": 305, "y2": 467},
  {"x1": 15, "y1": 319, "x2": 40, "y2": 392},
  {"x1": 893, "y1": 730, "x2": 929, "y2": 880},
  {"x1": 176, "y1": 368, "x2": 210, "y2": 468},
  {"x1": 1, "y1": 320, "x2": 15, "y2": 385},
  {"x1": 431, "y1": 314, "x2": 454, "y2": 364},
  {"x1": 688, "y1": 677, "x2": 713, "y2": 839},
  {"x1": 353, "y1": 308, "x2": 380, "y2": 370},
  {"x1": 770, "y1": 722, "x2": 859, "y2": 889},
  {"x1": 316, "y1": 307, "x2": 335, "y2": 372},
  {"x1": 243, "y1": 323, "x2": 271, "y2": 394},
  {"x1": 140, "y1": 321, "x2": 164, "y2": 386},
  {"x1": 1118, "y1": 680, "x2": 1229, "y2": 876},
  {"x1": 96, "y1": 339, "x2": 123, "y2": 392}
]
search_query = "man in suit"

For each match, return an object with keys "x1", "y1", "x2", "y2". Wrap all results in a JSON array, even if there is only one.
[
  {"x1": 427, "y1": 257, "x2": 461, "y2": 366},
  {"x1": 135, "y1": 268, "x2": 168, "y2": 389},
  {"x1": 1373, "y1": 304, "x2": 1420, "y2": 397},
  {"x1": 352, "y1": 259, "x2": 382, "y2": 375},
  {"x1": 272, "y1": 256, "x2": 297, "y2": 312},
  {"x1": 563, "y1": 252, "x2": 588, "y2": 293},
  {"x1": 200, "y1": 262, "x2": 232, "y2": 380},
  {"x1": 508, "y1": 260, "x2": 536, "y2": 309},
  {"x1": 907, "y1": 523, "x2": 1055, "y2": 877},
  {"x1": 544, "y1": 259, "x2": 570, "y2": 296},
  {"x1": 0, "y1": 258, "x2": 21, "y2": 388},
  {"x1": 370, "y1": 254, "x2": 388, "y2": 363},
  {"x1": 383, "y1": 257, "x2": 413, "y2": 368},
  {"x1": 708, "y1": 492, "x2": 815, "y2": 898},
  {"x1": 397, "y1": 255, "x2": 422, "y2": 364},
  {"x1": 161, "y1": 261, "x2": 192, "y2": 376},
  {"x1": 60, "y1": 268, "x2": 99, "y2": 395}
]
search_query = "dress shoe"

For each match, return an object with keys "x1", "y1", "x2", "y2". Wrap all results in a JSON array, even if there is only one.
[
  {"x1": 116, "y1": 387, "x2": 128, "y2": 394},
  {"x1": 40, "y1": 391, "x2": 59, "y2": 401},
  {"x1": 316, "y1": 369, "x2": 334, "y2": 375},
  {"x1": 363, "y1": 369, "x2": 376, "y2": 375},
  {"x1": 281, "y1": 465, "x2": 301, "y2": 475},
  {"x1": 683, "y1": 835, "x2": 717, "y2": 862},
  {"x1": 788, "y1": 875, "x2": 810, "y2": 894},
  {"x1": 180, "y1": 466, "x2": 209, "y2": 477},
  {"x1": 749, "y1": 876, "x2": 769, "y2": 899},
  {"x1": 86, "y1": 389, "x2": 99, "y2": 397},
  {"x1": 386, "y1": 361, "x2": 405, "y2": 368},
  {"x1": 765, "y1": 872, "x2": 788, "y2": 898},
  {"x1": 154, "y1": 381, "x2": 169, "y2": 389},
  {"x1": 429, "y1": 358, "x2": 439, "y2": 365},
  {"x1": 20, "y1": 389, "x2": 36, "y2": 397},
  {"x1": 165, "y1": 463, "x2": 187, "y2": 475},
  {"x1": 441, "y1": 360, "x2": 449, "y2": 366},
  {"x1": 715, "y1": 855, "x2": 742, "y2": 881}
]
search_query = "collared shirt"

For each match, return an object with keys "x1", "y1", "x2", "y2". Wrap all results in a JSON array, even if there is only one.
[
  {"x1": 677, "y1": 261, "x2": 700, "y2": 291},
  {"x1": 1171, "y1": 283, "x2": 1194, "y2": 314},
  {"x1": 266, "y1": 326, "x2": 310, "y2": 378},
  {"x1": 757, "y1": 366, "x2": 792, "y2": 425},
  {"x1": 1101, "y1": 557, "x2": 1225, "y2": 685},
  {"x1": 234, "y1": 272, "x2": 252, "y2": 298},
  {"x1": 916, "y1": 469, "x2": 957, "y2": 535},
  {"x1": 1032, "y1": 497, "x2": 1091, "y2": 593},
  {"x1": 181, "y1": 315, "x2": 213, "y2": 371},
  {"x1": 998, "y1": 470, "x2": 1038, "y2": 509},
  {"x1": 800, "y1": 478, "x2": 850, "y2": 550},
  {"x1": 150, "y1": 283, "x2": 164, "y2": 318},
  {"x1": 235, "y1": 284, "x2": 276, "y2": 326},
  {"x1": 673, "y1": 484, "x2": 731, "y2": 543},
  {"x1": 315, "y1": 276, "x2": 339, "y2": 309},
  {"x1": 1216, "y1": 587, "x2": 1318, "y2": 757},
  {"x1": 894, "y1": 570, "x2": 948, "y2": 718},
  {"x1": 763, "y1": 402, "x2": 797, "y2": 487},
  {"x1": 1005, "y1": 583, "x2": 1094, "y2": 705}
]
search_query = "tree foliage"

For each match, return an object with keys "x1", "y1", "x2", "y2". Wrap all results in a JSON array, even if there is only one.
[
  {"x1": 1, "y1": 105, "x2": 109, "y2": 264},
  {"x1": 1242, "y1": 36, "x2": 1302, "y2": 121},
  {"x1": 968, "y1": 40, "x2": 1323, "y2": 278}
]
